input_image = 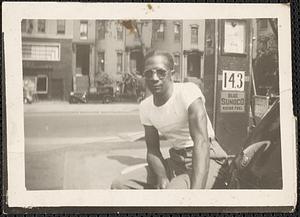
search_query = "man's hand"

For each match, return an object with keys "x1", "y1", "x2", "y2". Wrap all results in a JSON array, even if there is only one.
[{"x1": 156, "y1": 177, "x2": 169, "y2": 189}]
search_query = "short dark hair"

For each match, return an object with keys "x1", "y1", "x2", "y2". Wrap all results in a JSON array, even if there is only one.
[{"x1": 144, "y1": 50, "x2": 174, "y2": 70}]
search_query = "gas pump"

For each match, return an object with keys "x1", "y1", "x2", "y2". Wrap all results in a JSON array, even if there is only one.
[{"x1": 204, "y1": 19, "x2": 253, "y2": 155}]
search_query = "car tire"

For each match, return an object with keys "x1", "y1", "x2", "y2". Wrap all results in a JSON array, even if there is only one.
[{"x1": 103, "y1": 96, "x2": 112, "y2": 104}]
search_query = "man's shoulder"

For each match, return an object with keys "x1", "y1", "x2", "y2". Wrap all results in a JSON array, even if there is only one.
[
  {"x1": 175, "y1": 82, "x2": 200, "y2": 94},
  {"x1": 139, "y1": 95, "x2": 153, "y2": 111},
  {"x1": 182, "y1": 82, "x2": 199, "y2": 88},
  {"x1": 175, "y1": 82, "x2": 205, "y2": 106}
]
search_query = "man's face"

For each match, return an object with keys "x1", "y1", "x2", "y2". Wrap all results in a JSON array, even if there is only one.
[{"x1": 143, "y1": 55, "x2": 173, "y2": 95}]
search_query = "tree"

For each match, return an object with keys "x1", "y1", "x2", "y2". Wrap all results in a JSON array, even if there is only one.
[
  {"x1": 95, "y1": 72, "x2": 114, "y2": 86},
  {"x1": 268, "y1": 18, "x2": 278, "y2": 40},
  {"x1": 120, "y1": 20, "x2": 151, "y2": 96},
  {"x1": 253, "y1": 19, "x2": 279, "y2": 95},
  {"x1": 121, "y1": 20, "x2": 150, "y2": 56}
]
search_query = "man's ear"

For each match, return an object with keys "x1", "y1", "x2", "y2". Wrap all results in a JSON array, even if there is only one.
[{"x1": 170, "y1": 69, "x2": 176, "y2": 81}]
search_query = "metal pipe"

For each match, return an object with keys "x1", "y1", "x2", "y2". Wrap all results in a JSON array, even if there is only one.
[
  {"x1": 249, "y1": 19, "x2": 256, "y2": 96},
  {"x1": 212, "y1": 19, "x2": 219, "y2": 130},
  {"x1": 249, "y1": 19, "x2": 257, "y2": 127},
  {"x1": 180, "y1": 20, "x2": 184, "y2": 82}
]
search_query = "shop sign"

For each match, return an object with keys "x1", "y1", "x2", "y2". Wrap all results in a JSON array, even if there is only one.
[
  {"x1": 223, "y1": 20, "x2": 246, "y2": 54},
  {"x1": 220, "y1": 91, "x2": 245, "y2": 112},
  {"x1": 23, "y1": 61, "x2": 52, "y2": 69}
]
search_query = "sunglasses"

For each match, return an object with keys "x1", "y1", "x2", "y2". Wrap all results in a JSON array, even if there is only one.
[{"x1": 143, "y1": 68, "x2": 168, "y2": 80}]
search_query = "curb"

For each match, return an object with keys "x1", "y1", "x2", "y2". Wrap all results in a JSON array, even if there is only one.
[{"x1": 24, "y1": 111, "x2": 139, "y2": 115}]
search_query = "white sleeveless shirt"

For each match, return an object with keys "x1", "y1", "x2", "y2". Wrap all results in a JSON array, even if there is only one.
[{"x1": 139, "y1": 82, "x2": 215, "y2": 150}]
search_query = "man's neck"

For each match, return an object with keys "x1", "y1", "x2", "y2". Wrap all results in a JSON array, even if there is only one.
[{"x1": 153, "y1": 83, "x2": 174, "y2": 107}]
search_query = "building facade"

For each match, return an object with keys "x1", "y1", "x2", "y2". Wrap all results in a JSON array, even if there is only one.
[
  {"x1": 182, "y1": 20, "x2": 206, "y2": 82},
  {"x1": 95, "y1": 20, "x2": 126, "y2": 85},
  {"x1": 151, "y1": 20, "x2": 206, "y2": 83},
  {"x1": 20, "y1": 19, "x2": 228, "y2": 102},
  {"x1": 151, "y1": 20, "x2": 182, "y2": 81},
  {"x1": 22, "y1": 19, "x2": 73, "y2": 100}
]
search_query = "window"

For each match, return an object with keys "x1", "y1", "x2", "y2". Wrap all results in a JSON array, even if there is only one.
[
  {"x1": 174, "y1": 23, "x2": 180, "y2": 41},
  {"x1": 260, "y1": 19, "x2": 268, "y2": 30},
  {"x1": 27, "y1": 19, "x2": 34, "y2": 33},
  {"x1": 36, "y1": 75, "x2": 48, "y2": 94},
  {"x1": 134, "y1": 32, "x2": 139, "y2": 41},
  {"x1": 98, "y1": 51, "x2": 105, "y2": 72},
  {"x1": 97, "y1": 20, "x2": 106, "y2": 40},
  {"x1": 22, "y1": 43, "x2": 60, "y2": 61},
  {"x1": 117, "y1": 23, "x2": 123, "y2": 40},
  {"x1": 157, "y1": 23, "x2": 164, "y2": 40},
  {"x1": 153, "y1": 21, "x2": 164, "y2": 40},
  {"x1": 37, "y1": 20, "x2": 46, "y2": 33},
  {"x1": 80, "y1": 21, "x2": 88, "y2": 40},
  {"x1": 134, "y1": 23, "x2": 141, "y2": 41},
  {"x1": 191, "y1": 26, "x2": 198, "y2": 44},
  {"x1": 57, "y1": 20, "x2": 65, "y2": 34},
  {"x1": 174, "y1": 54, "x2": 180, "y2": 73},
  {"x1": 21, "y1": 20, "x2": 27, "y2": 33},
  {"x1": 117, "y1": 52, "x2": 123, "y2": 73}
]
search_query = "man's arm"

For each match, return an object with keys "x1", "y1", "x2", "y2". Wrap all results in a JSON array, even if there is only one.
[
  {"x1": 188, "y1": 98, "x2": 210, "y2": 189},
  {"x1": 144, "y1": 125, "x2": 169, "y2": 189}
]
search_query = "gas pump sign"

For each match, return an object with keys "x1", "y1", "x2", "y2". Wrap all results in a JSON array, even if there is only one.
[
  {"x1": 220, "y1": 91, "x2": 245, "y2": 112},
  {"x1": 221, "y1": 70, "x2": 246, "y2": 113},
  {"x1": 222, "y1": 70, "x2": 245, "y2": 91},
  {"x1": 203, "y1": 19, "x2": 251, "y2": 154}
]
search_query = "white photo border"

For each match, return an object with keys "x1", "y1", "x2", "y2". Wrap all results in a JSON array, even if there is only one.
[{"x1": 2, "y1": 2, "x2": 297, "y2": 208}]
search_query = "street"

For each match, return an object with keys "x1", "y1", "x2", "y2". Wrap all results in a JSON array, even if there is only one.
[{"x1": 25, "y1": 110, "x2": 170, "y2": 190}]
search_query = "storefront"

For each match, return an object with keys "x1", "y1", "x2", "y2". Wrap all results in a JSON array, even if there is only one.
[{"x1": 22, "y1": 39, "x2": 73, "y2": 101}]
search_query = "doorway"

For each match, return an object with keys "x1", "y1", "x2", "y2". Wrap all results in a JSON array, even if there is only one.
[
  {"x1": 187, "y1": 52, "x2": 201, "y2": 78},
  {"x1": 76, "y1": 44, "x2": 90, "y2": 76},
  {"x1": 51, "y1": 79, "x2": 64, "y2": 100},
  {"x1": 130, "y1": 49, "x2": 144, "y2": 75}
]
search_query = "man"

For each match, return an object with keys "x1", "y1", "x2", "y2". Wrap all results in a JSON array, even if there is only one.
[{"x1": 111, "y1": 50, "x2": 227, "y2": 189}]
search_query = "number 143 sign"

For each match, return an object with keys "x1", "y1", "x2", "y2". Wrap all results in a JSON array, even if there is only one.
[{"x1": 222, "y1": 70, "x2": 245, "y2": 91}]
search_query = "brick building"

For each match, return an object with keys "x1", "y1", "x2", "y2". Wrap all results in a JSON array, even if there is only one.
[
  {"x1": 22, "y1": 19, "x2": 73, "y2": 100},
  {"x1": 150, "y1": 20, "x2": 206, "y2": 83},
  {"x1": 20, "y1": 19, "x2": 227, "y2": 101},
  {"x1": 95, "y1": 20, "x2": 126, "y2": 85}
]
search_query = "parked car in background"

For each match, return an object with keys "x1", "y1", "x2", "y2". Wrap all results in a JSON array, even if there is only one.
[
  {"x1": 69, "y1": 91, "x2": 87, "y2": 104},
  {"x1": 69, "y1": 86, "x2": 117, "y2": 104}
]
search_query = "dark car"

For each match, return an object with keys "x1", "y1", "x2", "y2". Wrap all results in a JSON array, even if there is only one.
[
  {"x1": 218, "y1": 99, "x2": 282, "y2": 189},
  {"x1": 69, "y1": 92, "x2": 87, "y2": 104},
  {"x1": 69, "y1": 86, "x2": 116, "y2": 104}
]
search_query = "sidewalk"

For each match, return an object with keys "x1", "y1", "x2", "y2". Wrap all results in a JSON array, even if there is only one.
[
  {"x1": 24, "y1": 101, "x2": 139, "y2": 114},
  {"x1": 25, "y1": 141, "x2": 171, "y2": 190}
]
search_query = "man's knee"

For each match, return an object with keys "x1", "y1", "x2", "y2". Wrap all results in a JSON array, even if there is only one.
[
  {"x1": 111, "y1": 177, "x2": 126, "y2": 189},
  {"x1": 205, "y1": 159, "x2": 223, "y2": 189},
  {"x1": 166, "y1": 174, "x2": 190, "y2": 189}
]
